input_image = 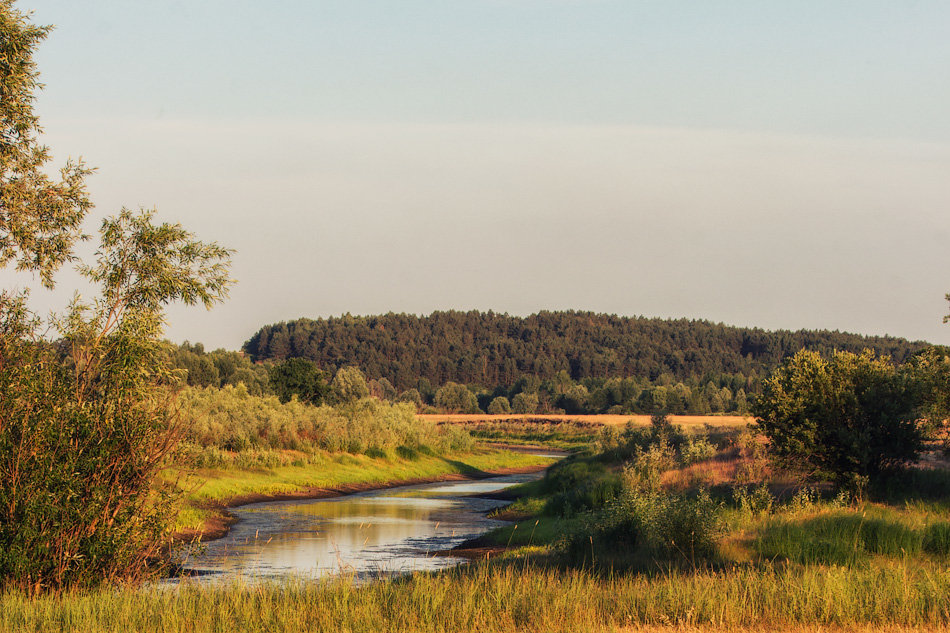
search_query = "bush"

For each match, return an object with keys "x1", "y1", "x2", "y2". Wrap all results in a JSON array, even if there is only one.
[
  {"x1": 0, "y1": 210, "x2": 231, "y2": 593},
  {"x1": 175, "y1": 386, "x2": 473, "y2": 456},
  {"x1": 632, "y1": 488, "x2": 722, "y2": 561},
  {"x1": 566, "y1": 501, "x2": 641, "y2": 565},
  {"x1": 486, "y1": 396, "x2": 512, "y2": 415},
  {"x1": 680, "y1": 436, "x2": 717, "y2": 466},
  {"x1": 753, "y1": 349, "x2": 922, "y2": 488},
  {"x1": 732, "y1": 483, "x2": 774, "y2": 516}
]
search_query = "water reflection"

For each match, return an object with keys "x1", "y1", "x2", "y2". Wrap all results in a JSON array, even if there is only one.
[{"x1": 180, "y1": 473, "x2": 538, "y2": 581}]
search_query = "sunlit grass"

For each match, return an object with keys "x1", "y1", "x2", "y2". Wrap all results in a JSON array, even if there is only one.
[
  {"x1": 169, "y1": 448, "x2": 554, "y2": 534},
  {"x1": 3, "y1": 559, "x2": 950, "y2": 633}
]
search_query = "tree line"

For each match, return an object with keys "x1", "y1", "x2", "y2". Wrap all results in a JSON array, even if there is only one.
[{"x1": 237, "y1": 311, "x2": 926, "y2": 414}]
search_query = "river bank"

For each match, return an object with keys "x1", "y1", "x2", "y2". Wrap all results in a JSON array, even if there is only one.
[{"x1": 173, "y1": 448, "x2": 555, "y2": 542}]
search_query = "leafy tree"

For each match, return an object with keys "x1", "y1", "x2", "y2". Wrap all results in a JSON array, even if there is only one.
[
  {"x1": 0, "y1": 209, "x2": 231, "y2": 593},
  {"x1": 397, "y1": 388, "x2": 423, "y2": 409},
  {"x1": 0, "y1": 1, "x2": 91, "y2": 288},
  {"x1": 434, "y1": 382, "x2": 480, "y2": 414},
  {"x1": 904, "y1": 346, "x2": 950, "y2": 449},
  {"x1": 753, "y1": 349, "x2": 921, "y2": 489},
  {"x1": 330, "y1": 366, "x2": 369, "y2": 404},
  {"x1": 511, "y1": 391, "x2": 539, "y2": 414},
  {"x1": 487, "y1": 396, "x2": 512, "y2": 415},
  {"x1": 369, "y1": 377, "x2": 397, "y2": 401},
  {"x1": 269, "y1": 357, "x2": 328, "y2": 405}
]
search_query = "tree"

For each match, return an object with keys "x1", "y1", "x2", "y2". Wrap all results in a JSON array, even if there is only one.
[
  {"x1": 511, "y1": 391, "x2": 539, "y2": 414},
  {"x1": 0, "y1": 1, "x2": 91, "y2": 288},
  {"x1": 487, "y1": 396, "x2": 512, "y2": 415},
  {"x1": 904, "y1": 346, "x2": 950, "y2": 449},
  {"x1": 0, "y1": 209, "x2": 231, "y2": 593},
  {"x1": 269, "y1": 357, "x2": 328, "y2": 405},
  {"x1": 330, "y1": 366, "x2": 369, "y2": 404},
  {"x1": 434, "y1": 382, "x2": 480, "y2": 414},
  {"x1": 753, "y1": 349, "x2": 921, "y2": 490}
]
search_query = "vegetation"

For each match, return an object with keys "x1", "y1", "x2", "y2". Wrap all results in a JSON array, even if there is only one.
[
  {"x1": 242, "y1": 311, "x2": 925, "y2": 414},
  {"x1": 0, "y1": 0, "x2": 91, "y2": 288},
  {"x1": 8, "y1": 418, "x2": 950, "y2": 632},
  {"x1": 175, "y1": 385, "x2": 472, "y2": 455},
  {"x1": 268, "y1": 358, "x2": 328, "y2": 405},
  {"x1": 0, "y1": 3, "x2": 232, "y2": 593},
  {"x1": 754, "y1": 349, "x2": 922, "y2": 490},
  {"x1": 4, "y1": 561, "x2": 950, "y2": 633},
  {"x1": 0, "y1": 210, "x2": 231, "y2": 593}
]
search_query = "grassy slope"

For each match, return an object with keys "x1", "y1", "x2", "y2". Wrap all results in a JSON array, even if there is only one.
[{"x1": 172, "y1": 448, "x2": 553, "y2": 535}]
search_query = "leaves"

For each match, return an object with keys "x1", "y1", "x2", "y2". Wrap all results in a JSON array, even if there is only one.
[
  {"x1": 0, "y1": 2, "x2": 91, "y2": 287},
  {"x1": 753, "y1": 349, "x2": 922, "y2": 487}
]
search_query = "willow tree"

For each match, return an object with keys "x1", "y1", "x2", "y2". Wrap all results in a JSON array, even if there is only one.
[
  {"x1": 0, "y1": 1, "x2": 233, "y2": 593},
  {"x1": 0, "y1": 210, "x2": 232, "y2": 593},
  {"x1": 0, "y1": 0, "x2": 91, "y2": 287}
]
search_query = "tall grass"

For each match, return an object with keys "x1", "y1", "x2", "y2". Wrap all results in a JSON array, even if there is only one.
[
  {"x1": 3, "y1": 561, "x2": 950, "y2": 632},
  {"x1": 176, "y1": 385, "x2": 472, "y2": 455}
]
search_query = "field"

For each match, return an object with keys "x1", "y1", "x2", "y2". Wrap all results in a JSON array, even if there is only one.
[
  {"x1": 420, "y1": 413, "x2": 753, "y2": 428},
  {"x1": 8, "y1": 417, "x2": 950, "y2": 632}
]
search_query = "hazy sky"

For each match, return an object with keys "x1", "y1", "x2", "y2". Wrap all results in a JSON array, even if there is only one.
[{"x1": 4, "y1": 1, "x2": 950, "y2": 349}]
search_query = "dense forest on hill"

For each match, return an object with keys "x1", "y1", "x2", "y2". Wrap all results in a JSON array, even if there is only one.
[{"x1": 241, "y1": 311, "x2": 926, "y2": 411}]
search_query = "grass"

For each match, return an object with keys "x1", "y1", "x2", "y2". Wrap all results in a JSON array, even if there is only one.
[
  {"x1": 9, "y1": 420, "x2": 950, "y2": 632},
  {"x1": 3, "y1": 560, "x2": 950, "y2": 632},
  {"x1": 170, "y1": 448, "x2": 554, "y2": 534}
]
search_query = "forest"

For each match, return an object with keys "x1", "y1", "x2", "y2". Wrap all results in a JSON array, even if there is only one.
[{"x1": 234, "y1": 311, "x2": 927, "y2": 415}]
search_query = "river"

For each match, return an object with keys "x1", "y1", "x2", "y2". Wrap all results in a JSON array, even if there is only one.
[{"x1": 177, "y1": 472, "x2": 541, "y2": 582}]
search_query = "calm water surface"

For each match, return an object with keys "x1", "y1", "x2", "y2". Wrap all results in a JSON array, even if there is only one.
[{"x1": 179, "y1": 473, "x2": 540, "y2": 582}]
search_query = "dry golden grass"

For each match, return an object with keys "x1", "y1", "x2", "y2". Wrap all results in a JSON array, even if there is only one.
[
  {"x1": 616, "y1": 627, "x2": 950, "y2": 633},
  {"x1": 420, "y1": 413, "x2": 753, "y2": 428}
]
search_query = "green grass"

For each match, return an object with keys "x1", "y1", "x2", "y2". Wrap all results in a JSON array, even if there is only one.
[
  {"x1": 171, "y1": 448, "x2": 553, "y2": 533},
  {"x1": 3, "y1": 560, "x2": 950, "y2": 632}
]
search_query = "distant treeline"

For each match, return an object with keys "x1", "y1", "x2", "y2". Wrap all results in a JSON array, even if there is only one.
[
  {"x1": 230, "y1": 311, "x2": 927, "y2": 415},
  {"x1": 242, "y1": 310, "x2": 923, "y2": 387}
]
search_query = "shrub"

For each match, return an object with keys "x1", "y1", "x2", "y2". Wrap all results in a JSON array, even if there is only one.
[
  {"x1": 486, "y1": 396, "x2": 512, "y2": 415},
  {"x1": 732, "y1": 483, "x2": 775, "y2": 516},
  {"x1": 753, "y1": 349, "x2": 921, "y2": 488},
  {"x1": 0, "y1": 210, "x2": 231, "y2": 593},
  {"x1": 632, "y1": 488, "x2": 722, "y2": 562},
  {"x1": 680, "y1": 436, "x2": 717, "y2": 466}
]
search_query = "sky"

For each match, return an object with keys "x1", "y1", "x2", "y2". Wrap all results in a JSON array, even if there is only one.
[{"x1": 3, "y1": 0, "x2": 950, "y2": 350}]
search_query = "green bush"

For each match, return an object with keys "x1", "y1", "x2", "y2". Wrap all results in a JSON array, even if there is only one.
[
  {"x1": 632, "y1": 489, "x2": 722, "y2": 561},
  {"x1": 753, "y1": 349, "x2": 922, "y2": 487},
  {"x1": 732, "y1": 483, "x2": 775, "y2": 516},
  {"x1": 680, "y1": 436, "x2": 717, "y2": 466}
]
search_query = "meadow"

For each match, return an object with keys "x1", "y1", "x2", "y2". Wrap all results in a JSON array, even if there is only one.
[{"x1": 6, "y1": 414, "x2": 950, "y2": 632}]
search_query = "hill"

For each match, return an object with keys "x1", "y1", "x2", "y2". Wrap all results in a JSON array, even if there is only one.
[{"x1": 242, "y1": 310, "x2": 925, "y2": 397}]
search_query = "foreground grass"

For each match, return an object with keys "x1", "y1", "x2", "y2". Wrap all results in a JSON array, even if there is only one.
[
  {"x1": 172, "y1": 448, "x2": 552, "y2": 534},
  {"x1": 3, "y1": 560, "x2": 950, "y2": 633}
]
